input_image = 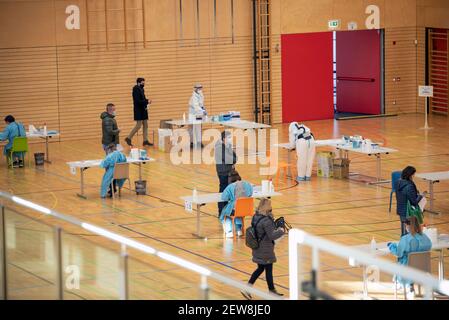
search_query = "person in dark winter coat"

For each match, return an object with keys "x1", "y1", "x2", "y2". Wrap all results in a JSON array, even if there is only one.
[
  {"x1": 395, "y1": 166, "x2": 427, "y2": 236},
  {"x1": 215, "y1": 130, "x2": 237, "y2": 216},
  {"x1": 125, "y1": 78, "x2": 152, "y2": 147},
  {"x1": 241, "y1": 199, "x2": 285, "y2": 300},
  {"x1": 101, "y1": 103, "x2": 120, "y2": 153}
]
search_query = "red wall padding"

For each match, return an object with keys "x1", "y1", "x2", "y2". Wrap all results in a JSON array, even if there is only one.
[
  {"x1": 336, "y1": 30, "x2": 381, "y2": 114},
  {"x1": 281, "y1": 32, "x2": 334, "y2": 123}
]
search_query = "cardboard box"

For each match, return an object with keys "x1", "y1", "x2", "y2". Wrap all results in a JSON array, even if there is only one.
[
  {"x1": 158, "y1": 129, "x2": 173, "y2": 153},
  {"x1": 332, "y1": 158, "x2": 350, "y2": 179}
]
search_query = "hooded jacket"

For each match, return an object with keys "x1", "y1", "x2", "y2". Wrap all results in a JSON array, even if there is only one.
[
  {"x1": 251, "y1": 213, "x2": 285, "y2": 265},
  {"x1": 395, "y1": 179, "x2": 423, "y2": 218},
  {"x1": 100, "y1": 112, "x2": 119, "y2": 146}
]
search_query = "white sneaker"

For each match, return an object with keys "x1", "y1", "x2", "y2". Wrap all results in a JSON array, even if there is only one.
[
  {"x1": 237, "y1": 230, "x2": 243, "y2": 237},
  {"x1": 406, "y1": 291, "x2": 415, "y2": 300},
  {"x1": 225, "y1": 232, "x2": 234, "y2": 239}
]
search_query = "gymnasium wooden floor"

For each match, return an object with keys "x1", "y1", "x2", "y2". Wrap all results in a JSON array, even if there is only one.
[{"x1": 2, "y1": 113, "x2": 449, "y2": 300}]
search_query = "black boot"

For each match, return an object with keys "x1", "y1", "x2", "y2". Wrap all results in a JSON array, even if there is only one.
[
  {"x1": 143, "y1": 140, "x2": 153, "y2": 147},
  {"x1": 269, "y1": 289, "x2": 284, "y2": 297},
  {"x1": 125, "y1": 137, "x2": 133, "y2": 146}
]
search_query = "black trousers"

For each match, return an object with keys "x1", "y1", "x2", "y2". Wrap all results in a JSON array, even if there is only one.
[
  {"x1": 218, "y1": 174, "x2": 229, "y2": 216},
  {"x1": 248, "y1": 263, "x2": 274, "y2": 291},
  {"x1": 400, "y1": 216, "x2": 408, "y2": 236},
  {"x1": 107, "y1": 179, "x2": 118, "y2": 196}
]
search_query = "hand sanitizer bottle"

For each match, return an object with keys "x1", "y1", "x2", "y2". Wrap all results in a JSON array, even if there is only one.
[
  {"x1": 370, "y1": 237, "x2": 377, "y2": 253},
  {"x1": 43, "y1": 123, "x2": 47, "y2": 136},
  {"x1": 193, "y1": 188, "x2": 198, "y2": 202},
  {"x1": 183, "y1": 113, "x2": 186, "y2": 123}
]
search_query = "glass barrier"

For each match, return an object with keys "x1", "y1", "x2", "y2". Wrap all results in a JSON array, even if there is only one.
[
  {"x1": 0, "y1": 192, "x2": 281, "y2": 301},
  {"x1": 61, "y1": 232, "x2": 121, "y2": 300},
  {"x1": 4, "y1": 208, "x2": 58, "y2": 300}
]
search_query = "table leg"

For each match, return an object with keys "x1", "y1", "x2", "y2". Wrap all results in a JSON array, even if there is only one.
[
  {"x1": 376, "y1": 154, "x2": 381, "y2": 182},
  {"x1": 363, "y1": 265, "x2": 369, "y2": 299},
  {"x1": 368, "y1": 154, "x2": 390, "y2": 185},
  {"x1": 45, "y1": 136, "x2": 51, "y2": 164},
  {"x1": 139, "y1": 163, "x2": 142, "y2": 181},
  {"x1": 77, "y1": 168, "x2": 87, "y2": 199},
  {"x1": 196, "y1": 204, "x2": 201, "y2": 238},
  {"x1": 429, "y1": 181, "x2": 434, "y2": 212},
  {"x1": 438, "y1": 249, "x2": 445, "y2": 281},
  {"x1": 287, "y1": 150, "x2": 292, "y2": 178}
]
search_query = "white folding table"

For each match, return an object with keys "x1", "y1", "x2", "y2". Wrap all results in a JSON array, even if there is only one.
[
  {"x1": 67, "y1": 157, "x2": 155, "y2": 199},
  {"x1": 274, "y1": 139, "x2": 344, "y2": 177},
  {"x1": 352, "y1": 238, "x2": 449, "y2": 299},
  {"x1": 166, "y1": 118, "x2": 271, "y2": 154},
  {"x1": 335, "y1": 145, "x2": 398, "y2": 185},
  {"x1": 181, "y1": 186, "x2": 281, "y2": 238},
  {"x1": 416, "y1": 171, "x2": 449, "y2": 215},
  {"x1": 26, "y1": 131, "x2": 60, "y2": 164}
]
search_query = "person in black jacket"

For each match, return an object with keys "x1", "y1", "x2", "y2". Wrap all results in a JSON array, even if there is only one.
[
  {"x1": 395, "y1": 166, "x2": 427, "y2": 236},
  {"x1": 214, "y1": 131, "x2": 237, "y2": 217},
  {"x1": 125, "y1": 78, "x2": 152, "y2": 147},
  {"x1": 100, "y1": 103, "x2": 120, "y2": 153},
  {"x1": 241, "y1": 199, "x2": 285, "y2": 300}
]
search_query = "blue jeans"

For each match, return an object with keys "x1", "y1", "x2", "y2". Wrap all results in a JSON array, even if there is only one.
[{"x1": 222, "y1": 210, "x2": 242, "y2": 234}]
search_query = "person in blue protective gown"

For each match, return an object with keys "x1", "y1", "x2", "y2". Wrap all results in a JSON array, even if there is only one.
[
  {"x1": 100, "y1": 143, "x2": 127, "y2": 198},
  {"x1": 388, "y1": 216, "x2": 432, "y2": 296},
  {"x1": 220, "y1": 170, "x2": 253, "y2": 238},
  {"x1": 0, "y1": 115, "x2": 26, "y2": 167}
]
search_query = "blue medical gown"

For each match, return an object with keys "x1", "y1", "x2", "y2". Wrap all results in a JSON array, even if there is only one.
[
  {"x1": 0, "y1": 122, "x2": 26, "y2": 156},
  {"x1": 388, "y1": 233, "x2": 432, "y2": 285},
  {"x1": 99, "y1": 151, "x2": 127, "y2": 198},
  {"x1": 220, "y1": 181, "x2": 253, "y2": 234}
]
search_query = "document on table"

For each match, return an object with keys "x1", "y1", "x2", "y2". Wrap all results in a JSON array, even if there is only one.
[{"x1": 419, "y1": 197, "x2": 427, "y2": 212}]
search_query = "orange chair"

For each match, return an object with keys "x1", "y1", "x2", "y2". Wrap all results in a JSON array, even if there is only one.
[
  {"x1": 225, "y1": 198, "x2": 255, "y2": 240},
  {"x1": 266, "y1": 151, "x2": 294, "y2": 185}
]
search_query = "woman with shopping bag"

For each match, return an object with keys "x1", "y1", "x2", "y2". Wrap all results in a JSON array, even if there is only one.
[{"x1": 395, "y1": 166, "x2": 427, "y2": 236}]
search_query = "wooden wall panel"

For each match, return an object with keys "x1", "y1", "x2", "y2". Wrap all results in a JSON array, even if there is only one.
[
  {"x1": 0, "y1": 47, "x2": 60, "y2": 141},
  {"x1": 384, "y1": 27, "x2": 423, "y2": 114},
  {"x1": 214, "y1": 0, "x2": 233, "y2": 40},
  {"x1": 56, "y1": 44, "x2": 137, "y2": 141},
  {"x1": 0, "y1": 0, "x2": 254, "y2": 142},
  {"x1": 0, "y1": 0, "x2": 56, "y2": 48},
  {"x1": 417, "y1": 27, "x2": 426, "y2": 114},
  {"x1": 417, "y1": 0, "x2": 449, "y2": 29},
  {"x1": 271, "y1": 34, "x2": 282, "y2": 124}
]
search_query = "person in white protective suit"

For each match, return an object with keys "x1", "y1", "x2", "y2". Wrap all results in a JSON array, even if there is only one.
[
  {"x1": 288, "y1": 122, "x2": 316, "y2": 182},
  {"x1": 188, "y1": 83, "x2": 207, "y2": 148}
]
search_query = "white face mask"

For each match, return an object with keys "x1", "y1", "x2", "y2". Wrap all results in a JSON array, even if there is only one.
[
  {"x1": 197, "y1": 89, "x2": 203, "y2": 95},
  {"x1": 111, "y1": 111, "x2": 116, "y2": 116}
]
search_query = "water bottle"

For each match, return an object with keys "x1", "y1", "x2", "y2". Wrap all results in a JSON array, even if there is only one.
[
  {"x1": 43, "y1": 123, "x2": 47, "y2": 136},
  {"x1": 183, "y1": 113, "x2": 186, "y2": 123},
  {"x1": 370, "y1": 237, "x2": 377, "y2": 253}
]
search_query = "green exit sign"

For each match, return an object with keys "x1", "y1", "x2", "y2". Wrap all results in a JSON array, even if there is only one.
[{"x1": 328, "y1": 19, "x2": 340, "y2": 29}]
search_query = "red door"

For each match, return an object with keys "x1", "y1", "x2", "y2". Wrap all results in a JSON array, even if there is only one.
[
  {"x1": 281, "y1": 32, "x2": 334, "y2": 122},
  {"x1": 336, "y1": 30, "x2": 382, "y2": 114}
]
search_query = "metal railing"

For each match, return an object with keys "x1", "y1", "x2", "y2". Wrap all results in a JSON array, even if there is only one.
[
  {"x1": 289, "y1": 228, "x2": 449, "y2": 300},
  {"x1": 0, "y1": 191, "x2": 283, "y2": 300}
]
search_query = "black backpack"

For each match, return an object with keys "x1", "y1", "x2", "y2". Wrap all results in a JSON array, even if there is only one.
[{"x1": 245, "y1": 215, "x2": 267, "y2": 249}]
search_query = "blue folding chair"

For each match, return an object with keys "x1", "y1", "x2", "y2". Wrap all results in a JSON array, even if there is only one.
[{"x1": 389, "y1": 171, "x2": 402, "y2": 212}]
